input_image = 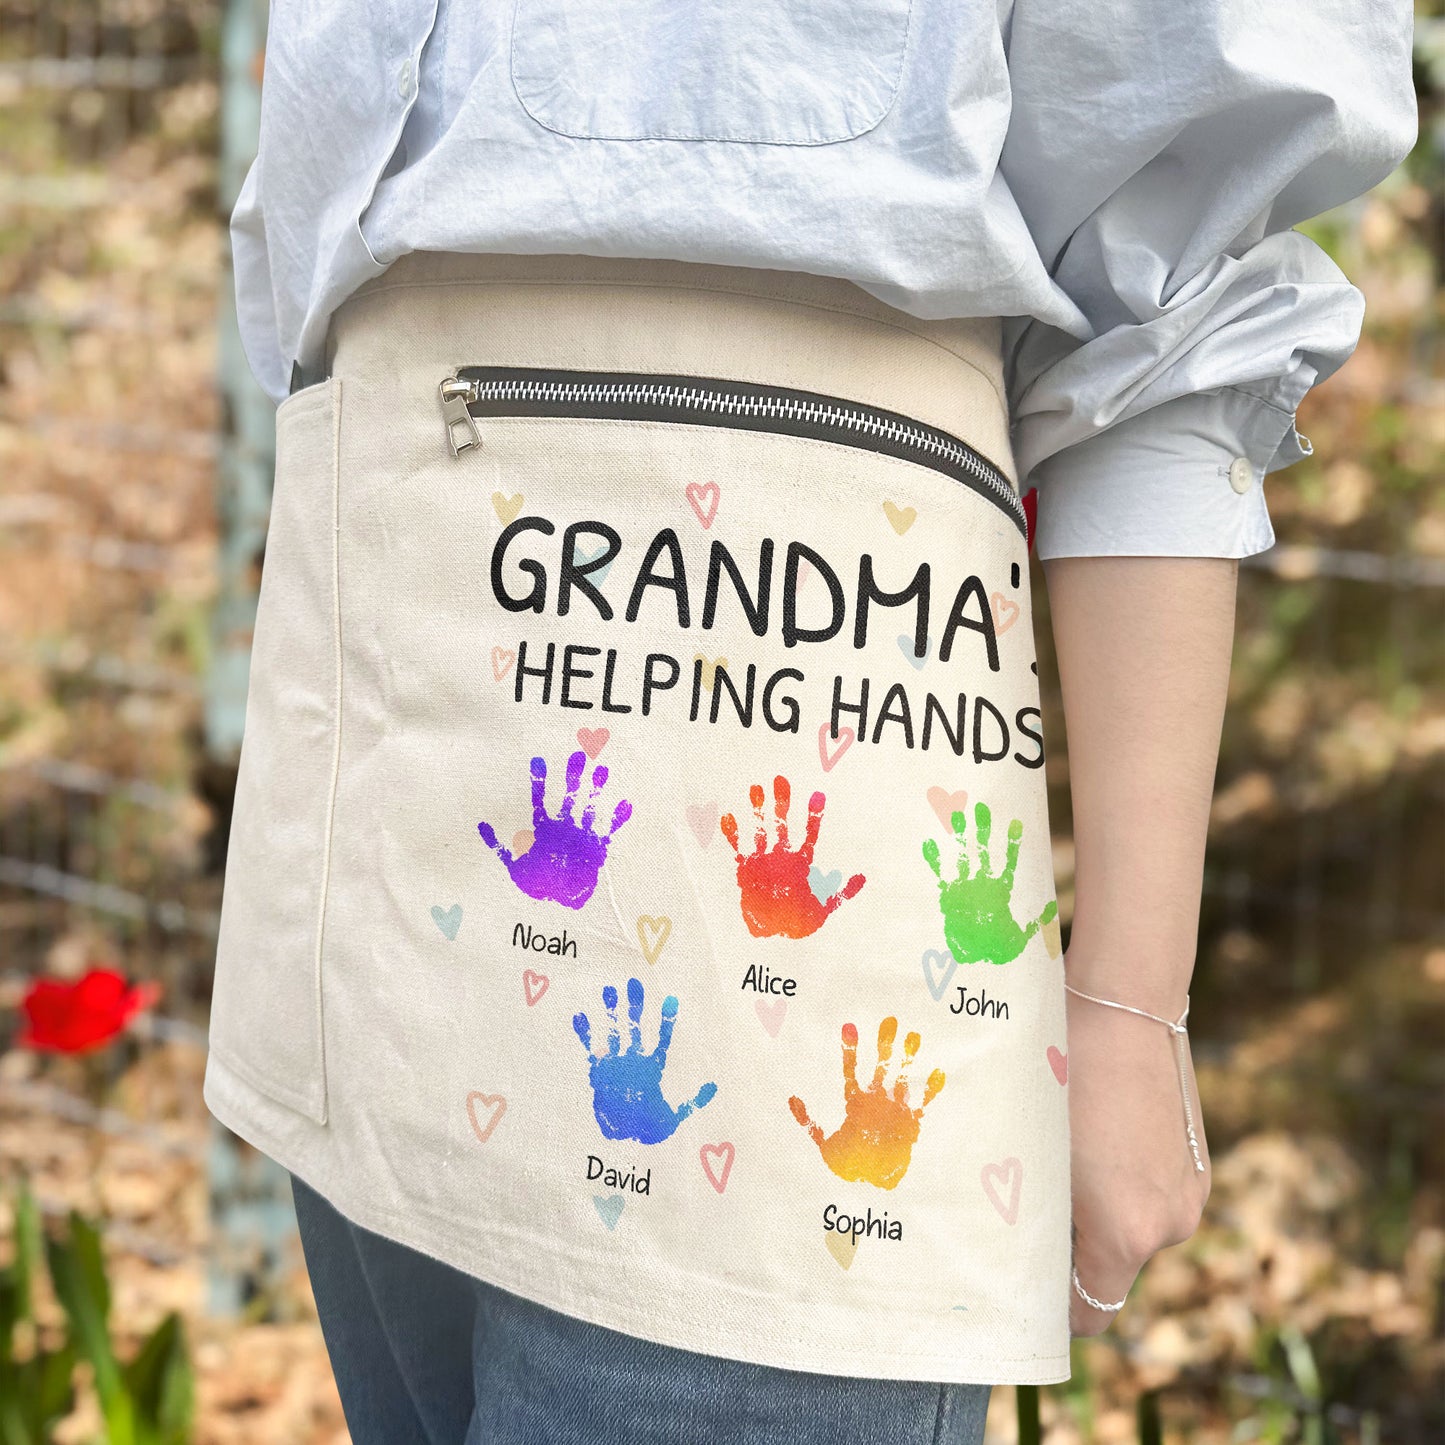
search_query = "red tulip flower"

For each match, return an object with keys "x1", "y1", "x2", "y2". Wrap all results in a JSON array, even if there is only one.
[{"x1": 17, "y1": 968, "x2": 161, "y2": 1054}]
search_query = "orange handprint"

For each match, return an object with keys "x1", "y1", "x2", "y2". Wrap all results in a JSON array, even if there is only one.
[
  {"x1": 789, "y1": 1019, "x2": 946, "y2": 1190},
  {"x1": 720, "y1": 776, "x2": 864, "y2": 939}
]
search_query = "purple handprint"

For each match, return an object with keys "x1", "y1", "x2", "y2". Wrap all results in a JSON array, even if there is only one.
[{"x1": 478, "y1": 750, "x2": 632, "y2": 909}]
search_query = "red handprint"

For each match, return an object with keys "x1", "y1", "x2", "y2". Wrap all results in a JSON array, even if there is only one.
[{"x1": 720, "y1": 776, "x2": 865, "y2": 940}]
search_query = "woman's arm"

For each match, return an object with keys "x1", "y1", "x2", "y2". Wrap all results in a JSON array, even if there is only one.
[{"x1": 1042, "y1": 553, "x2": 1236, "y2": 1333}]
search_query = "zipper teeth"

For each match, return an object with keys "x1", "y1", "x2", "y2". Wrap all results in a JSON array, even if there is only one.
[{"x1": 464, "y1": 377, "x2": 1023, "y2": 525}]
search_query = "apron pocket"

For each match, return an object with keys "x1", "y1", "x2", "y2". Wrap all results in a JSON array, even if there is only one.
[
  {"x1": 509, "y1": 0, "x2": 915, "y2": 145},
  {"x1": 208, "y1": 377, "x2": 343, "y2": 1125}
]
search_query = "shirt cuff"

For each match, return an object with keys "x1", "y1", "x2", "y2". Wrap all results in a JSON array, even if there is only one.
[{"x1": 1027, "y1": 386, "x2": 1306, "y2": 561}]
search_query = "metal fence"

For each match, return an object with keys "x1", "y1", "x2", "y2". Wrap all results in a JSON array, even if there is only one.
[{"x1": 0, "y1": 0, "x2": 294, "y2": 1310}]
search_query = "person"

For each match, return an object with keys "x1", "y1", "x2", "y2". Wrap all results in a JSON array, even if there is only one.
[{"x1": 204, "y1": 3, "x2": 1419, "y2": 1441}]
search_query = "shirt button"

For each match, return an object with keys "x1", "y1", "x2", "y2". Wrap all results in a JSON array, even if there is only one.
[
  {"x1": 1228, "y1": 457, "x2": 1253, "y2": 494},
  {"x1": 397, "y1": 57, "x2": 414, "y2": 99}
]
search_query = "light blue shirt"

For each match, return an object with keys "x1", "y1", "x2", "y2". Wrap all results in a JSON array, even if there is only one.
[{"x1": 231, "y1": 0, "x2": 1417, "y2": 559}]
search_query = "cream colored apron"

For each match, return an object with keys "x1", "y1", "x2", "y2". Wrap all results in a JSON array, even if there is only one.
[{"x1": 204, "y1": 250, "x2": 1071, "y2": 1385}]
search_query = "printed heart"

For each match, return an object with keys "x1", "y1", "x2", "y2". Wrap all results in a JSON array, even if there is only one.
[
  {"x1": 1022, "y1": 487, "x2": 1038, "y2": 553},
  {"x1": 883, "y1": 500, "x2": 917, "y2": 535},
  {"x1": 492, "y1": 492, "x2": 524, "y2": 525},
  {"x1": 577, "y1": 727, "x2": 610, "y2": 760},
  {"x1": 755, "y1": 999, "x2": 787, "y2": 1038},
  {"x1": 897, "y1": 633, "x2": 931, "y2": 670},
  {"x1": 1046, "y1": 1045, "x2": 1068, "y2": 1085},
  {"x1": 431, "y1": 903, "x2": 462, "y2": 941},
  {"x1": 511, "y1": 829, "x2": 534, "y2": 858},
  {"x1": 686, "y1": 803, "x2": 719, "y2": 848},
  {"x1": 808, "y1": 866, "x2": 842, "y2": 905},
  {"x1": 981, "y1": 1157, "x2": 1022, "y2": 1225},
  {"x1": 825, "y1": 1230, "x2": 858, "y2": 1270},
  {"x1": 593, "y1": 1194, "x2": 625, "y2": 1231},
  {"x1": 817, "y1": 721, "x2": 855, "y2": 773},
  {"x1": 699, "y1": 1142, "x2": 736, "y2": 1195},
  {"x1": 465, "y1": 1091, "x2": 507, "y2": 1144},
  {"x1": 491, "y1": 647, "x2": 516, "y2": 683},
  {"x1": 1041, "y1": 913, "x2": 1063, "y2": 960},
  {"x1": 694, "y1": 655, "x2": 728, "y2": 692},
  {"x1": 523, "y1": 970, "x2": 550, "y2": 1007},
  {"x1": 572, "y1": 539, "x2": 615, "y2": 586},
  {"x1": 636, "y1": 915, "x2": 672, "y2": 966},
  {"x1": 685, "y1": 481, "x2": 720, "y2": 529},
  {"x1": 926, "y1": 787, "x2": 969, "y2": 831},
  {"x1": 991, "y1": 592, "x2": 1021, "y2": 635},
  {"x1": 921, "y1": 949, "x2": 958, "y2": 1002}
]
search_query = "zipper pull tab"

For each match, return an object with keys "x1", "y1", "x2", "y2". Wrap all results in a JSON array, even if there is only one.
[{"x1": 439, "y1": 375, "x2": 482, "y2": 456}]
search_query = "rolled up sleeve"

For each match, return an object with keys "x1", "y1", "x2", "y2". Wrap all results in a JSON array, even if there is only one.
[
  {"x1": 1001, "y1": 0, "x2": 1419, "y2": 560},
  {"x1": 1029, "y1": 386, "x2": 1308, "y2": 559}
]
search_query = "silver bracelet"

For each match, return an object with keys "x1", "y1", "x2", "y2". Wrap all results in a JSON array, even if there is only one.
[
  {"x1": 1065, "y1": 979, "x2": 1207, "y2": 1318},
  {"x1": 1064, "y1": 981, "x2": 1207, "y2": 1174}
]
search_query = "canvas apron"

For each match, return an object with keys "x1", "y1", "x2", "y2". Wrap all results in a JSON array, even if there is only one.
[{"x1": 204, "y1": 250, "x2": 1071, "y2": 1385}]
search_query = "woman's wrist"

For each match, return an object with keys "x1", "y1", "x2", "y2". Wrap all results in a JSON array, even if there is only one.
[{"x1": 1061, "y1": 935, "x2": 1195, "y2": 1020}]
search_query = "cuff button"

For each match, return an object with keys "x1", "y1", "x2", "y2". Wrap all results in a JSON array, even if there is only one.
[{"x1": 1228, "y1": 457, "x2": 1254, "y2": 494}]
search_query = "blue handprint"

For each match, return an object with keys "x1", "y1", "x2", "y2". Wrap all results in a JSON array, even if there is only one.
[{"x1": 573, "y1": 978, "x2": 718, "y2": 1145}]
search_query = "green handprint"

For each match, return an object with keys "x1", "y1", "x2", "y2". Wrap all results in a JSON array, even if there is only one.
[{"x1": 922, "y1": 801, "x2": 1057, "y2": 966}]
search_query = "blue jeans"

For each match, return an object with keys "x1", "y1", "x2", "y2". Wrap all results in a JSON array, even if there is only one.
[{"x1": 289, "y1": 1173, "x2": 993, "y2": 1444}]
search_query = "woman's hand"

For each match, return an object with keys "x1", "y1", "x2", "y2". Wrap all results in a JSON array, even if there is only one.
[{"x1": 1065, "y1": 960, "x2": 1212, "y2": 1334}]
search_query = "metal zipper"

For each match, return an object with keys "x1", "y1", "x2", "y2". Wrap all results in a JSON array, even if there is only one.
[{"x1": 437, "y1": 366, "x2": 1025, "y2": 536}]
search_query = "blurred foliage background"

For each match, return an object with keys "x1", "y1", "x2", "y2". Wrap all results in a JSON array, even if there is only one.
[{"x1": 0, "y1": 1, "x2": 1441, "y2": 1441}]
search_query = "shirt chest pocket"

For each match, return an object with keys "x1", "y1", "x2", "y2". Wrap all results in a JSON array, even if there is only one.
[{"x1": 508, "y1": 0, "x2": 915, "y2": 145}]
